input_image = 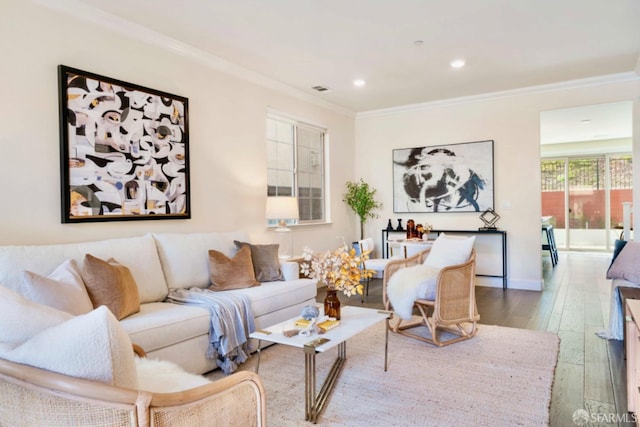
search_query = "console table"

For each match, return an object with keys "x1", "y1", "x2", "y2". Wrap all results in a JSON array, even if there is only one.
[{"x1": 382, "y1": 228, "x2": 508, "y2": 290}]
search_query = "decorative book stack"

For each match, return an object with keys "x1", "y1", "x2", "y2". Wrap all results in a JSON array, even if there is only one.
[{"x1": 295, "y1": 318, "x2": 340, "y2": 333}]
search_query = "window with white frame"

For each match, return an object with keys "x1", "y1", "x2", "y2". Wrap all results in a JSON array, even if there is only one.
[{"x1": 266, "y1": 113, "x2": 326, "y2": 224}]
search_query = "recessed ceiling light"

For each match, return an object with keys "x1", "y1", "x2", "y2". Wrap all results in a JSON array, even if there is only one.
[
  {"x1": 581, "y1": 119, "x2": 592, "y2": 124},
  {"x1": 450, "y1": 59, "x2": 466, "y2": 69},
  {"x1": 413, "y1": 40, "x2": 424, "y2": 46},
  {"x1": 353, "y1": 79, "x2": 366, "y2": 87}
]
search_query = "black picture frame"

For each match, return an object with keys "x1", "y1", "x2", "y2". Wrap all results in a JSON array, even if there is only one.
[
  {"x1": 58, "y1": 65, "x2": 190, "y2": 223},
  {"x1": 392, "y1": 140, "x2": 494, "y2": 213}
]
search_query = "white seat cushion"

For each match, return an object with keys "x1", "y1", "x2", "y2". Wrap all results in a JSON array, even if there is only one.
[
  {"x1": 226, "y1": 278, "x2": 317, "y2": 319},
  {"x1": 120, "y1": 302, "x2": 210, "y2": 353}
]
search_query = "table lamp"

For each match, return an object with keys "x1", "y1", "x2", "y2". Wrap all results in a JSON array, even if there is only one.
[{"x1": 266, "y1": 196, "x2": 299, "y2": 259}]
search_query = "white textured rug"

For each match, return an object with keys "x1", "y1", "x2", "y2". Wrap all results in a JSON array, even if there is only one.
[{"x1": 208, "y1": 321, "x2": 559, "y2": 426}]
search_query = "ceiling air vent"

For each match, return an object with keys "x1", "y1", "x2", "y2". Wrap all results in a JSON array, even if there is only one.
[{"x1": 311, "y1": 85, "x2": 329, "y2": 92}]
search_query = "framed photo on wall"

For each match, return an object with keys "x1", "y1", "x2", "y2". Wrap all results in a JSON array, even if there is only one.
[
  {"x1": 392, "y1": 139, "x2": 494, "y2": 213},
  {"x1": 58, "y1": 65, "x2": 190, "y2": 223}
]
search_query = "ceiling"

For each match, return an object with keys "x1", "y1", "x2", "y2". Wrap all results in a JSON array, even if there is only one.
[
  {"x1": 62, "y1": 0, "x2": 640, "y2": 114},
  {"x1": 540, "y1": 101, "x2": 633, "y2": 145}
]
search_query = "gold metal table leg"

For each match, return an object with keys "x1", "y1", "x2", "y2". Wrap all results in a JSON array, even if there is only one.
[
  {"x1": 304, "y1": 341, "x2": 347, "y2": 423},
  {"x1": 255, "y1": 340, "x2": 261, "y2": 374}
]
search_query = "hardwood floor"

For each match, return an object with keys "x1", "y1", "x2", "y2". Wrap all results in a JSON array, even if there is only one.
[{"x1": 325, "y1": 251, "x2": 635, "y2": 426}]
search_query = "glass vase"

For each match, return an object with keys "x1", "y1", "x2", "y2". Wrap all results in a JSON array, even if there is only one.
[{"x1": 324, "y1": 289, "x2": 341, "y2": 320}]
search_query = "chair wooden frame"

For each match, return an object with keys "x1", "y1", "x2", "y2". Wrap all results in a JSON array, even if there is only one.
[
  {"x1": 382, "y1": 248, "x2": 479, "y2": 347},
  {"x1": 0, "y1": 350, "x2": 266, "y2": 427}
]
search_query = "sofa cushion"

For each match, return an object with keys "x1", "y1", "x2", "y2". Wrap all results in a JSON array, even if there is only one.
[
  {"x1": 208, "y1": 246, "x2": 259, "y2": 290},
  {"x1": 226, "y1": 278, "x2": 317, "y2": 319},
  {"x1": 234, "y1": 241, "x2": 284, "y2": 282},
  {"x1": 20, "y1": 259, "x2": 93, "y2": 315},
  {"x1": 0, "y1": 235, "x2": 168, "y2": 304},
  {"x1": 0, "y1": 285, "x2": 72, "y2": 344},
  {"x1": 82, "y1": 254, "x2": 141, "y2": 320},
  {"x1": 0, "y1": 306, "x2": 137, "y2": 389},
  {"x1": 153, "y1": 231, "x2": 250, "y2": 290},
  {"x1": 119, "y1": 302, "x2": 210, "y2": 353}
]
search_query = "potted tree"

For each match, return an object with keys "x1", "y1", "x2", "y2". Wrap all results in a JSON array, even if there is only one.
[{"x1": 343, "y1": 179, "x2": 382, "y2": 240}]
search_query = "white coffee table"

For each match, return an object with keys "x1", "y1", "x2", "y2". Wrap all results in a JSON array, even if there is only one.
[{"x1": 250, "y1": 305, "x2": 392, "y2": 423}]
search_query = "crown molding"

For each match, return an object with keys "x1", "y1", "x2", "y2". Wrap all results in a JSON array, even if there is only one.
[
  {"x1": 356, "y1": 72, "x2": 640, "y2": 119},
  {"x1": 34, "y1": 0, "x2": 355, "y2": 118}
]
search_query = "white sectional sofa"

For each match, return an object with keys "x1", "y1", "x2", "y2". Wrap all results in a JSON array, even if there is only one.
[{"x1": 0, "y1": 231, "x2": 317, "y2": 374}]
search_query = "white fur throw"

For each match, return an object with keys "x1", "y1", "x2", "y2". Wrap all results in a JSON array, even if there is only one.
[
  {"x1": 136, "y1": 357, "x2": 211, "y2": 393},
  {"x1": 387, "y1": 264, "x2": 440, "y2": 319}
]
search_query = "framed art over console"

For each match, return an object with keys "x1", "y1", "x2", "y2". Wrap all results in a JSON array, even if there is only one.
[
  {"x1": 392, "y1": 139, "x2": 494, "y2": 213},
  {"x1": 58, "y1": 65, "x2": 190, "y2": 223}
]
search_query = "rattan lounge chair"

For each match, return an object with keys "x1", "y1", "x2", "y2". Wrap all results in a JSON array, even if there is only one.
[
  {"x1": 383, "y1": 248, "x2": 479, "y2": 347},
  {"x1": 0, "y1": 355, "x2": 266, "y2": 427}
]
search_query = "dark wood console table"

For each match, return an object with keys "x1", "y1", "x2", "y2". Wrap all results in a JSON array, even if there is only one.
[{"x1": 382, "y1": 228, "x2": 508, "y2": 290}]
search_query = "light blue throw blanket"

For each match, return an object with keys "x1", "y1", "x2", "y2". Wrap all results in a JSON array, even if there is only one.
[{"x1": 167, "y1": 288, "x2": 255, "y2": 374}]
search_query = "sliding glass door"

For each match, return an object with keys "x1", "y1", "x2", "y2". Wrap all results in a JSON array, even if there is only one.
[{"x1": 541, "y1": 154, "x2": 632, "y2": 251}]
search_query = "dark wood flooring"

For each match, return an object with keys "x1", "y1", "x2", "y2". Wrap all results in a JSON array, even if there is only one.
[{"x1": 322, "y1": 251, "x2": 635, "y2": 426}]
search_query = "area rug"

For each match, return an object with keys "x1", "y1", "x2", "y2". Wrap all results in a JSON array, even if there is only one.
[{"x1": 207, "y1": 322, "x2": 559, "y2": 426}]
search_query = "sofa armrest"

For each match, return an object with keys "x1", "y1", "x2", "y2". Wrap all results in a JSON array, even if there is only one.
[{"x1": 281, "y1": 261, "x2": 299, "y2": 281}]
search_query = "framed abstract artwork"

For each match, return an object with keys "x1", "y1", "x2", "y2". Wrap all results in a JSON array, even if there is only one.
[
  {"x1": 392, "y1": 140, "x2": 494, "y2": 213},
  {"x1": 58, "y1": 65, "x2": 190, "y2": 223}
]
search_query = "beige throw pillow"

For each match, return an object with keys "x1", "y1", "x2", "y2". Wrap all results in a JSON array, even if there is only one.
[
  {"x1": 81, "y1": 254, "x2": 141, "y2": 320},
  {"x1": 208, "y1": 245, "x2": 259, "y2": 291},
  {"x1": 21, "y1": 259, "x2": 93, "y2": 315},
  {"x1": 234, "y1": 241, "x2": 283, "y2": 282},
  {"x1": 0, "y1": 285, "x2": 72, "y2": 345}
]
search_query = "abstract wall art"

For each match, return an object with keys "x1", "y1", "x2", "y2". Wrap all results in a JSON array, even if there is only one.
[
  {"x1": 392, "y1": 140, "x2": 494, "y2": 213},
  {"x1": 58, "y1": 65, "x2": 190, "y2": 223}
]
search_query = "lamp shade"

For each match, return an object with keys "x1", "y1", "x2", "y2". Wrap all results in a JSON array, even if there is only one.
[{"x1": 266, "y1": 197, "x2": 299, "y2": 225}]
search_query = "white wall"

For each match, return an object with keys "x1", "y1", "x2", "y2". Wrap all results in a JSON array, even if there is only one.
[
  {"x1": 356, "y1": 80, "x2": 640, "y2": 290},
  {"x1": 0, "y1": 0, "x2": 358, "y2": 253}
]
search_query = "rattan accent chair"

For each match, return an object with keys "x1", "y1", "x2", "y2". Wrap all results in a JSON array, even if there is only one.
[
  {"x1": 382, "y1": 248, "x2": 480, "y2": 347},
  {"x1": 0, "y1": 356, "x2": 266, "y2": 427}
]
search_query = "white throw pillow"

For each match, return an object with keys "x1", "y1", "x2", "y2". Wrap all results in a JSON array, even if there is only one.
[
  {"x1": 0, "y1": 285, "x2": 72, "y2": 344},
  {"x1": 21, "y1": 259, "x2": 93, "y2": 315},
  {"x1": 0, "y1": 306, "x2": 138, "y2": 389},
  {"x1": 424, "y1": 233, "x2": 475, "y2": 269}
]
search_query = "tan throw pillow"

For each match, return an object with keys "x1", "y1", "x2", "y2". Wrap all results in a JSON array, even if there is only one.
[
  {"x1": 81, "y1": 254, "x2": 141, "y2": 320},
  {"x1": 21, "y1": 259, "x2": 94, "y2": 315},
  {"x1": 208, "y1": 245, "x2": 259, "y2": 291},
  {"x1": 234, "y1": 241, "x2": 284, "y2": 282}
]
